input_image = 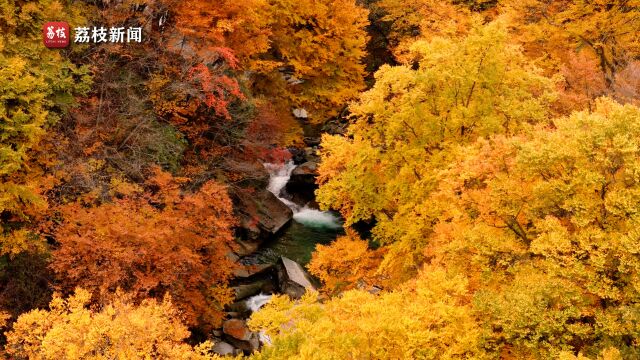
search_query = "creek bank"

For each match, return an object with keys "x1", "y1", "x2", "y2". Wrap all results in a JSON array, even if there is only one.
[
  {"x1": 214, "y1": 256, "x2": 317, "y2": 356},
  {"x1": 231, "y1": 187, "x2": 293, "y2": 256},
  {"x1": 216, "y1": 142, "x2": 343, "y2": 356},
  {"x1": 286, "y1": 161, "x2": 318, "y2": 205}
]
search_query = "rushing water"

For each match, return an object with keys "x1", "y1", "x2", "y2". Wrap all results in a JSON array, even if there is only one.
[
  {"x1": 243, "y1": 162, "x2": 339, "y2": 346},
  {"x1": 245, "y1": 294, "x2": 273, "y2": 345},
  {"x1": 263, "y1": 162, "x2": 342, "y2": 229},
  {"x1": 246, "y1": 162, "x2": 344, "y2": 265},
  {"x1": 245, "y1": 293, "x2": 272, "y2": 312}
]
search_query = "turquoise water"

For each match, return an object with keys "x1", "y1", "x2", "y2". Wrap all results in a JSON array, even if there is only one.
[
  {"x1": 244, "y1": 217, "x2": 344, "y2": 265},
  {"x1": 241, "y1": 162, "x2": 344, "y2": 266}
]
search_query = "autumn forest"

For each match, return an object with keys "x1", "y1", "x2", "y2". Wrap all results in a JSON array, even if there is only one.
[{"x1": 2, "y1": 0, "x2": 640, "y2": 359}]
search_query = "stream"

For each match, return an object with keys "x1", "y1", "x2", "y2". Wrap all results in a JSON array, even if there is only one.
[
  {"x1": 231, "y1": 160, "x2": 340, "y2": 353},
  {"x1": 243, "y1": 161, "x2": 344, "y2": 265}
]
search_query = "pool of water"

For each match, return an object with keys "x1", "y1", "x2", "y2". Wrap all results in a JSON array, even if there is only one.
[
  {"x1": 242, "y1": 218, "x2": 344, "y2": 265},
  {"x1": 242, "y1": 161, "x2": 344, "y2": 265}
]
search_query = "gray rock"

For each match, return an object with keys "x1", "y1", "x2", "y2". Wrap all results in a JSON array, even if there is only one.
[
  {"x1": 232, "y1": 279, "x2": 271, "y2": 301},
  {"x1": 232, "y1": 263, "x2": 274, "y2": 279},
  {"x1": 286, "y1": 162, "x2": 318, "y2": 204},
  {"x1": 231, "y1": 187, "x2": 293, "y2": 254},
  {"x1": 286, "y1": 75, "x2": 304, "y2": 85},
  {"x1": 288, "y1": 147, "x2": 307, "y2": 165},
  {"x1": 248, "y1": 333, "x2": 261, "y2": 352},
  {"x1": 292, "y1": 108, "x2": 308, "y2": 119},
  {"x1": 234, "y1": 239, "x2": 261, "y2": 257},
  {"x1": 223, "y1": 159, "x2": 270, "y2": 189},
  {"x1": 213, "y1": 341, "x2": 235, "y2": 356},
  {"x1": 226, "y1": 335, "x2": 260, "y2": 354},
  {"x1": 303, "y1": 137, "x2": 321, "y2": 147},
  {"x1": 291, "y1": 162, "x2": 318, "y2": 184},
  {"x1": 225, "y1": 300, "x2": 250, "y2": 315},
  {"x1": 277, "y1": 257, "x2": 316, "y2": 299}
]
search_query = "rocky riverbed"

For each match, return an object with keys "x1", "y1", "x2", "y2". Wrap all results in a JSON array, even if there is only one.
[{"x1": 212, "y1": 146, "x2": 343, "y2": 356}]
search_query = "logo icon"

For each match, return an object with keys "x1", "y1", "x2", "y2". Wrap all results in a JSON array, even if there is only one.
[{"x1": 43, "y1": 22, "x2": 70, "y2": 48}]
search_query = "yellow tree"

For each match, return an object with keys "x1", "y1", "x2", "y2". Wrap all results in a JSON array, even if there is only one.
[
  {"x1": 375, "y1": 0, "x2": 472, "y2": 61},
  {"x1": 0, "y1": 0, "x2": 91, "y2": 255},
  {"x1": 252, "y1": 0, "x2": 370, "y2": 123},
  {"x1": 316, "y1": 19, "x2": 557, "y2": 285},
  {"x1": 431, "y1": 98, "x2": 640, "y2": 358},
  {"x1": 249, "y1": 269, "x2": 484, "y2": 360},
  {"x1": 4, "y1": 289, "x2": 222, "y2": 360},
  {"x1": 502, "y1": 0, "x2": 640, "y2": 88},
  {"x1": 307, "y1": 233, "x2": 385, "y2": 294}
]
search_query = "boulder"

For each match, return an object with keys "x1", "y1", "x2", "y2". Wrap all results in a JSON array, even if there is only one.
[
  {"x1": 303, "y1": 147, "x2": 320, "y2": 163},
  {"x1": 277, "y1": 257, "x2": 317, "y2": 299},
  {"x1": 287, "y1": 147, "x2": 307, "y2": 165},
  {"x1": 226, "y1": 332, "x2": 260, "y2": 354},
  {"x1": 225, "y1": 300, "x2": 250, "y2": 315},
  {"x1": 212, "y1": 341, "x2": 236, "y2": 356},
  {"x1": 303, "y1": 137, "x2": 321, "y2": 147},
  {"x1": 234, "y1": 239, "x2": 261, "y2": 257},
  {"x1": 285, "y1": 75, "x2": 304, "y2": 85},
  {"x1": 291, "y1": 161, "x2": 317, "y2": 182},
  {"x1": 232, "y1": 279, "x2": 272, "y2": 301},
  {"x1": 223, "y1": 319, "x2": 251, "y2": 341},
  {"x1": 231, "y1": 187, "x2": 293, "y2": 254},
  {"x1": 286, "y1": 162, "x2": 318, "y2": 204},
  {"x1": 232, "y1": 263, "x2": 274, "y2": 279},
  {"x1": 292, "y1": 108, "x2": 308, "y2": 119}
]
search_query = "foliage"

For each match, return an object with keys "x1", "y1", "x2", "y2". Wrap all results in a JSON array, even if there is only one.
[
  {"x1": 168, "y1": 0, "x2": 272, "y2": 67},
  {"x1": 50, "y1": 170, "x2": 236, "y2": 327},
  {"x1": 256, "y1": 98, "x2": 640, "y2": 359},
  {"x1": 0, "y1": 251, "x2": 53, "y2": 319},
  {"x1": 502, "y1": 0, "x2": 640, "y2": 89},
  {"x1": 555, "y1": 52, "x2": 608, "y2": 114},
  {"x1": 0, "y1": 0, "x2": 91, "y2": 255},
  {"x1": 252, "y1": 0, "x2": 370, "y2": 123},
  {"x1": 147, "y1": 51, "x2": 249, "y2": 164},
  {"x1": 376, "y1": 0, "x2": 472, "y2": 61},
  {"x1": 430, "y1": 98, "x2": 640, "y2": 357},
  {"x1": 3, "y1": 0, "x2": 640, "y2": 358},
  {"x1": 248, "y1": 269, "x2": 485, "y2": 360},
  {"x1": 307, "y1": 234, "x2": 385, "y2": 294},
  {"x1": 4, "y1": 288, "x2": 224, "y2": 360},
  {"x1": 317, "y1": 19, "x2": 557, "y2": 284}
]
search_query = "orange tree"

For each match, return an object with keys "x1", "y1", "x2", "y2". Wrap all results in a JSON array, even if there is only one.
[{"x1": 50, "y1": 170, "x2": 236, "y2": 328}]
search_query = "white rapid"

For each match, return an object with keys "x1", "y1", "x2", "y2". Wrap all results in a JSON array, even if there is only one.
[
  {"x1": 245, "y1": 294, "x2": 273, "y2": 345},
  {"x1": 245, "y1": 293, "x2": 272, "y2": 312},
  {"x1": 263, "y1": 161, "x2": 342, "y2": 229}
]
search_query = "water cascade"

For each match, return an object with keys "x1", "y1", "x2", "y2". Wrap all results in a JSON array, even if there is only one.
[
  {"x1": 243, "y1": 161, "x2": 344, "y2": 264},
  {"x1": 263, "y1": 161, "x2": 341, "y2": 229},
  {"x1": 245, "y1": 293, "x2": 272, "y2": 312},
  {"x1": 245, "y1": 294, "x2": 273, "y2": 345}
]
